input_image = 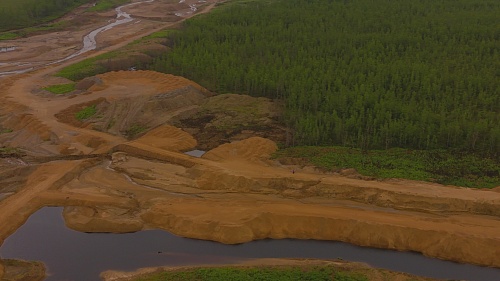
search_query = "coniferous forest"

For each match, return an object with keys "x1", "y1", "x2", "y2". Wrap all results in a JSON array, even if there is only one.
[
  {"x1": 0, "y1": 0, "x2": 88, "y2": 32},
  {"x1": 150, "y1": 0, "x2": 499, "y2": 158}
]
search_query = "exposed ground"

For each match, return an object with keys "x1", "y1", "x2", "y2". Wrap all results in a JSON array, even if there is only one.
[{"x1": 0, "y1": 1, "x2": 499, "y2": 281}]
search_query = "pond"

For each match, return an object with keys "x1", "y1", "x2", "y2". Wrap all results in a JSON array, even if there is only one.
[{"x1": 1, "y1": 207, "x2": 499, "y2": 281}]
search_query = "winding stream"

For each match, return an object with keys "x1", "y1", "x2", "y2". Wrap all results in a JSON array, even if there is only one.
[
  {"x1": 1, "y1": 207, "x2": 500, "y2": 281},
  {"x1": 0, "y1": 0, "x2": 160, "y2": 77}
]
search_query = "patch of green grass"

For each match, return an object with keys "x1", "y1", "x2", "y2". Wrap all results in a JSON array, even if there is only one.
[
  {"x1": 273, "y1": 147, "x2": 500, "y2": 188},
  {"x1": 0, "y1": 21, "x2": 68, "y2": 40},
  {"x1": 56, "y1": 51, "x2": 118, "y2": 81},
  {"x1": 0, "y1": 32, "x2": 19, "y2": 40},
  {"x1": 130, "y1": 29, "x2": 178, "y2": 45},
  {"x1": 75, "y1": 105, "x2": 97, "y2": 121},
  {"x1": 88, "y1": 0, "x2": 130, "y2": 12},
  {"x1": 0, "y1": 147, "x2": 24, "y2": 157},
  {"x1": 43, "y1": 83, "x2": 76, "y2": 95},
  {"x1": 126, "y1": 124, "x2": 147, "y2": 138},
  {"x1": 23, "y1": 21, "x2": 68, "y2": 33},
  {"x1": 0, "y1": 128, "x2": 13, "y2": 134},
  {"x1": 134, "y1": 266, "x2": 368, "y2": 281}
]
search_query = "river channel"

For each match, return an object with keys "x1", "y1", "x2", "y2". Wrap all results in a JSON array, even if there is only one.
[
  {"x1": 1, "y1": 207, "x2": 500, "y2": 281},
  {"x1": 0, "y1": 0, "x2": 156, "y2": 77}
]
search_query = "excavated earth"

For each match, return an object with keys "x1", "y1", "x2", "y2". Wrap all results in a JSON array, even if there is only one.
[
  {"x1": 0, "y1": 2, "x2": 499, "y2": 280},
  {"x1": 1, "y1": 69, "x2": 499, "y2": 281}
]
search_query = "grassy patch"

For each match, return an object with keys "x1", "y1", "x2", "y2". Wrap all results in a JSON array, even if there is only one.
[
  {"x1": 273, "y1": 147, "x2": 500, "y2": 188},
  {"x1": 134, "y1": 266, "x2": 368, "y2": 281},
  {"x1": 43, "y1": 83, "x2": 76, "y2": 95},
  {"x1": 130, "y1": 29, "x2": 178, "y2": 46},
  {"x1": 75, "y1": 105, "x2": 97, "y2": 120},
  {"x1": 0, "y1": 147, "x2": 24, "y2": 157},
  {"x1": 88, "y1": 0, "x2": 130, "y2": 12},
  {"x1": 0, "y1": 32, "x2": 19, "y2": 40},
  {"x1": 23, "y1": 21, "x2": 68, "y2": 34},
  {"x1": 56, "y1": 51, "x2": 118, "y2": 81},
  {"x1": 142, "y1": 29, "x2": 177, "y2": 40},
  {"x1": 126, "y1": 124, "x2": 147, "y2": 138},
  {"x1": 0, "y1": 21, "x2": 68, "y2": 40},
  {"x1": 0, "y1": 128, "x2": 13, "y2": 134}
]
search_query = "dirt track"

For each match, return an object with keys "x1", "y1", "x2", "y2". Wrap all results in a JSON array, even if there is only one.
[{"x1": 0, "y1": 0, "x2": 500, "y2": 279}]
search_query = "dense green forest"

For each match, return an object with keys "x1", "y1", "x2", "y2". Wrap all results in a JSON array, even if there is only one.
[
  {"x1": 0, "y1": 0, "x2": 88, "y2": 32},
  {"x1": 149, "y1": 0, "x2": 499, "y2": 157}
]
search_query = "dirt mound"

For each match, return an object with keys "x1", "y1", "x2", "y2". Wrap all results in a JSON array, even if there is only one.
[
  {"x1": 203, "y1": 137, "x2": 278, "y2": 162},
  {"x1": 0, "y1": 160, "x2": 36, "y2": 197},
  {"x1": 131, "y1": 125, "x2": 196, "y2": 152},
  {"x1": 63, "y1": 206, "x2": 143, "y2": 233},
  {"x1": 175, "y1": 94, "x2": 286, "y2": 150},
  {"x1": 53, "y1": 71, "x2": 209, "y2": 141},
  {"x1": 0, "y1": 259, "x2": 45, "y2": 281},
  {"x1": 54, "y1": 97, "x2": 107, "y2": 128},
  {"x1": 93, "y1": 70, "x2": 207, "y2": 94},
  {"x1": 141, "y1": 196, "x2": 500, "y2": 268},
  {"x1": 76, "y1": 76, "x2": 103, "y2": 91}
]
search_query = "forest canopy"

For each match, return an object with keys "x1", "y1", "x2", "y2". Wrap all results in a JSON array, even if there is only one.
[
  {"x1": 0, "y1": 0, "x2": 88, "y2": 32},
  {"x1": 149, "y1": 0, "x2": 499, "y2": 157}
]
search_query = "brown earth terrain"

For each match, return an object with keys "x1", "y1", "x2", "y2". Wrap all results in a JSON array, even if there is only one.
[{"x1": 0, "y1": 1, "x2": 500, "y2": 280}]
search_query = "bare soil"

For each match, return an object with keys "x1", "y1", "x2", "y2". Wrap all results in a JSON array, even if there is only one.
[
  {"x1": 0, "y1": 259, "x2": 45, "y2": 281},
  {"x1": 0, "y1": 1, "x2": 499, "y2": 280}
]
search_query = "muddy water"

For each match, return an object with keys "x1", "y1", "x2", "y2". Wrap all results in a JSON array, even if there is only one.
[
  {"x1": 1, "y1": 208, "x2": 500, "y2": 281},
  {"x1": 185, "y1": 149, "x2": 206, "y2": 157}
]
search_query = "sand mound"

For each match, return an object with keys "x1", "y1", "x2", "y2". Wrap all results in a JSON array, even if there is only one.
[
  {"x1": 93, "y1": 70, "x2": 207, "y2": 94},
  {"x1": 202, "y1": 137, "x2": 278, "y2": 162},
  {"x1": 131, "y1": 125, "x2": 196, "y2": 152}
]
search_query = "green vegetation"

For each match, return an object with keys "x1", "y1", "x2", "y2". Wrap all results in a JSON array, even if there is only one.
[
  {"x1": 134, "y1": 266, "x2": 368, "y2": 281},
  {"x1": 130, "y1": 29, "x2": 178, "y2": 45},
  {"x1": 0, "y1": 21, "x2": 69, "y2": 41},
  {"x1": 274, "y1": 147, "x2": 500, "y2": 188},
  {"x1": 0, "y1": 32, "x2": 19, "y2": 40},
  {"x1": 126, "y1": 124, "x2": 147, "y2": 138},
  {"x1": 56, "y1": 27, "x2": 172, "y2": 80},
  {"x1": 56, "y1": 52, "x2": 118, "y2": 81},
  {"x1": 0, "y1": 0, "x2": 87, "y2": 32},
  {"x1": 149, "y1": 0, "x2": 499, "y2": 158},
  {"x1": 43, "y1": 83, "x2": 76, "y2": 95},
  {"x1": 0, "y1": 147, "x2": 24, "y2": 157},
  {"x1": 88, "y1": 0, "x2": 131, "y2": 12},
  {"x1": 75, "y1": 105, "x2": 97, "y2": 121},
  {"x1": 0, "y1": 128, "x2": 13, "y2": 134}
]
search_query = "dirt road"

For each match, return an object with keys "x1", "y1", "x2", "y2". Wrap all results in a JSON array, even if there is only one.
[{"x1": 0, "y1": 0, "x2": 499, "y2": 279}]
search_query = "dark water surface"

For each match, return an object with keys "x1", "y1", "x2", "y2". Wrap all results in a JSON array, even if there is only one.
[{"x1": 1, "y1": 207, "x2": 499, "y2": 281}]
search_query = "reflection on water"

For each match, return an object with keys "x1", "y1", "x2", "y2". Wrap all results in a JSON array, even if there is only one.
[
  {"x1": 184, "y1": 149, "x2": 206, "y2": 157},
  {"x1": 1, "y1": 207, "x2": 499, "y2": 281}
]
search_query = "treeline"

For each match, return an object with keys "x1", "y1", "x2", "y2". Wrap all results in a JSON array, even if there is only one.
[
  {"x1": 148, "y1": 0, "x2": 499, "y2": 157},
  {"x1": 0, "y1": 0, "x2": 87, "y2": 32}
]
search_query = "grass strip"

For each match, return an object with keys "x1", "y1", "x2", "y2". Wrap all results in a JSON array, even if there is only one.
[
  {"x1": 43, "y1": 83, "x2": 76, "y2": 95},
  {"x1": 134, "y1": 266, "x2": 368, "y2": 281},
  {"x1": 274, "y1": 146, "x2": 500, "y2": 188}
]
